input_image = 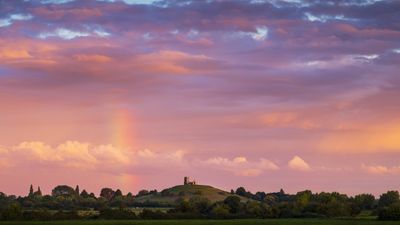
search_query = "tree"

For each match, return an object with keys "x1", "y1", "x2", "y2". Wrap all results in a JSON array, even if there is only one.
[
  {"x1": 379, "y1": 203, "x2": 400, "y2": 220},
  {"x1": 245, "y1": 201, "x2": 263, "y2": 217},
  {"x1": 34, "y1": 186, "x2": 42, "y2": 197},
  {"x1": 29, "y1": 185, "x2": 34, "y2": 197},
  {"x1": 80, "y1": 189, "x2": 89, "y2": 198},
  {"x1": 224, "y1": 195, "x2": 241, "y2": 214},
  {"x1": 235, "y1": 187, "x2": 247, "y2": 196},
  {"x1": 189, "y1": 196, "x2": 211, "y2": 214},
  {"x1": 210, "y1": 203, "x2": 230, "y2": 219},
  {"x1": 51, "y1": 185, "x2": 76, "y2": 197},
  {"x1": 137, "y1": 190, "x2": 149, "y2": 197},
  {"x1": 379, "y1": 191, "x2": 400, "y2": 208},
  {"x1": 354, "y1": 193, "x2": 375, "y2": 210},
  {"x1": 100, "y1": 188, "x2": 115, "y2": 201},
  {"x1": 75, "y1": 185, "x2": 80, "y2": 195},
  {"x1": 295, "y1": 190, "x2": 312, "y2": 209},
  {"x1": 0, "y1": 203, "x2": 22, "y2": 220},
  {"x1": 114, "y1": 189, "x2": 123, "y2": 198}
]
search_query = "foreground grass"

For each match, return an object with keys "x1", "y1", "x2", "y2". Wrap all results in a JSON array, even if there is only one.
[{"x1": 1, "y1": 219, "x2": 400, "y2": 225}]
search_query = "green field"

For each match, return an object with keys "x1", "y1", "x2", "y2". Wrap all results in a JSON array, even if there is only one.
[{"x1": 1, "y1": 219, "x2": 400, "y2": 225}]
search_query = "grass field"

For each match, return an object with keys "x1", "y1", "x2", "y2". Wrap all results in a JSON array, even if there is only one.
[{"x1": 1, "y1": 219, "x2": 400, "y2": 225}]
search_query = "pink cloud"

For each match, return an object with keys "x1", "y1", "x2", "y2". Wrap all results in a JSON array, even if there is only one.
[
  {"x1": 204, "y1": 156, "x2": 279, "y2": 177},
  {"x1": 288, "y1": 156, "x2": 311, "y2": 171},
  {"x1": 362, "y1": 164, "x2": 400, "y2": 175}
]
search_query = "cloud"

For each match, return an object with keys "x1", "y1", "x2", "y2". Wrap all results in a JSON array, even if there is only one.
[
  {"x1": 132, "y1": 50, "x2": 221, "y2": 74},
  {"x1": 251, "y1": 26, "x2": 268, "y2": 41},
  {"x1": 0, "y1": 141, "x2": 188, "y2": 173},
  {"x1": 319, "y1": 124, "x2": 400, "y2": 153},
  {"x1": 361, "y1": 164, "x2": 400, "y2": 175},
  {"x1": 288, "y1": 156, "x2": 311, "y2": 171},
  {"x1": 38, "y1": 27, "x2": 110, "y2": 40},
  {"x1": 38, "y1": 28, "x2": 90, "y2": 40},
  {"x1": 0, "y1": 14, "x2": 33, "y2": 28},
  {"x1": 73, "y1": 54, "x2": 112, "y2": 63},
  {"x1": 0, "y1": 49, "x2": 32, "y2": 60},
  {"x1": 1, "y1": 141, "x2": 131, "y2": 170},
  {"x1": 204, "y1": 156, "x2": 279, "y2": 176},
  {"x1": 41, "y1": 0, "x2": 75, "y2": 4}
]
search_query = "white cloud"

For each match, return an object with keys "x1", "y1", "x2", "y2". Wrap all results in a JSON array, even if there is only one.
[
  {"x1": 304, "y1": 12, "x2": 353, "y2": 22},
  {"x1": 5, "y1": 141, "x2": 131, "y2": 170},
  {"x1": 361, "y1": 164, "x2": 400, "y2": 175},
  {"x1": 38, "y1": 27, "x2": 110, "y2": 40},
  {"x1": 0, "y1": 14, "x2": 33, "y2": 28},
  {"x1": 301, "y1": 54, "x2": 380, "y2": 69},
  {"x1": 250, "y1": 26, "x2": 268, "y2": 41},
  {"x1": 392, "y1": 48, "x2": 400, "y2": 54},
  {"x1": 135, "y1": 149, "x2": 185, "y2": 165},
  {"x1": 38, "y1": 28, "x2": 90, "y2": 40},
  {"x1": 288, "y1": 156, "x2": 311, "y2": 171},
  {"x1": 98, "y1": 0, "x2": 159, "y2": 5},
  {"x1": 204, "y1": 156, "x2": 278, "y2": 176},
  {"x1": 10, "y1": 14, "x2": 33, "y2": 21},
  {"x1": 41, "y1": 0, "x2": 75, "y2": 4},
  {"x1": 93, "y1": 29, "x2": 111, "y2": 37},
  {"x1": 0, "y1": 141, "x2": 191, "y2": 174},
  {"x1": 0, "y1": 19, "x2": 12, "y2": 28},
  {"x1": 232, "y1": 26, "x2": 268, "y2": 42}
]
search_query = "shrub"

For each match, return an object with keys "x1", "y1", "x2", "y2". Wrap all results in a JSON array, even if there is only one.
[{"x1": 378, "y1": 203, "x2": 400, "y2": 221}]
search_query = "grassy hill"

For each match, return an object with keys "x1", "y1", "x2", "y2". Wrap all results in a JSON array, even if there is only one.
[{"x1": 134, "y1": 185, "x2": 247, "y2": 206}]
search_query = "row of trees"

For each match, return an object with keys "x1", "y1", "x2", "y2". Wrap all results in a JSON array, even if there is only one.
[{"x1": 1, "y1": 185, "x2": 399, "y2": 220}]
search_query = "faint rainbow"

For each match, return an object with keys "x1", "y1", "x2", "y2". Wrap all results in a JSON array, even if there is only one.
[
  {"x1": 110, "y1": 108, "x2": 138, "y2": 192},
  {"x1": 111, "y1": 108, "x2": 136, "y2": 149}
]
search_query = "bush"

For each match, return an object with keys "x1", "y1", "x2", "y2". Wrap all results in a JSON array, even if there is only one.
[
  {"x1": 0, "y1": 203, "x2": 23, "y2": 220},
  {"x1": 99, "y1": 208, "x2": 137, "y2": 220},
  {"x1": 140, "y1": 209, "x2": 170, "y2": 219},
  {"x1": 378, "y1": 203, "x2": 400, "y2": 220},
  {"x1": 210, "y1": 203, "x2": 230, "y2": 219},
  {"x1": 52, "y1": 210, "x2": 80, "y2": 220},
  {"x1": 22, "y1": 209, "x2": 52, "y2": 220}
]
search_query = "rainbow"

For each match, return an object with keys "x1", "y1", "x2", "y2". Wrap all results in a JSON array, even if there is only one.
[{"x1": 111, "y1": 108, "x2": 137, "y2": 149}]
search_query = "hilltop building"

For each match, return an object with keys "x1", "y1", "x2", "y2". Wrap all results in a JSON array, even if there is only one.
[{"x1": 184, "y1": 176, "x2": 196, "y2": 185}]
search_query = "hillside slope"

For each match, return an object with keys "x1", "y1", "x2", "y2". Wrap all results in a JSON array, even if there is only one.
[{"x1": 134, "y1": 185, "x2": 247, "y2": 206}]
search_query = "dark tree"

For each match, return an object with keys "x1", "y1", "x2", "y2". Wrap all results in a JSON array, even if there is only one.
[
  {"x1": 80, "y1": 189, "x2": 89, "y2": 198},
  {"x1": 354, "y1": 193, "x2": 375, "y2": 210},
  {"x1": 224, "y1": 195, "x2": 241, "y2": 214},
  {"x1": 100, "y1": 188, "x2": 115, "y2": 201},
  {"x1": 137, "y1": 190, "x2": 149, "y2": 197},
  {"x1": 235, "y1": 187, "x2": 246, "y2": 196},
  {"x1": 75, "y1": 185, "x2": 80, "y2": 195},
  {"x1": 114, "y1": 189, "x2": 123, "y2": 198},
  {"x1": 29, "y1": 185, "x2": 34, "y2": 197},
  {"x1": 1, "y1": 203, "x2": 22, "y2": 220},
  {"x1": 51, "y1": 185, "x2": 76, "y2": 197},
  {"x1": 379, "y1": 191, "x2": 400, "y2": 208},
  {"x1": 35, "y1": 186, "x2": 42, "y2": 197},
  {"x1": 379, "y1": 203, "x2": 400, "y2": 221}
]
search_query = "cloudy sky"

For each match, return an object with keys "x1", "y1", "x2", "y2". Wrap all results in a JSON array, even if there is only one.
[{"x1": 0, "y1": 0, "x2": 399, "y2": 196}]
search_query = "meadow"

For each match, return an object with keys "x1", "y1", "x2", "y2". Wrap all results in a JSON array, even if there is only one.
[{"x1": 1, "y1": 219, "x2": 400, "y2": 225}]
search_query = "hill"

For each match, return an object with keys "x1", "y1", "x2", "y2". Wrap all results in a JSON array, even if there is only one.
[{"x1": 134, "y1": 185, "x2": 248, "y2": 206}]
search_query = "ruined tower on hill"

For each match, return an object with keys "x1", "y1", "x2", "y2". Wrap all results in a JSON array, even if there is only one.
[{"x1": 184, "y1": 176, "x2": 196, "y2": 185}]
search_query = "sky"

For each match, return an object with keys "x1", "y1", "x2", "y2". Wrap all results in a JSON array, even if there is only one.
[{"x1": 0, "y1": 0, "x2": 399, "y2": 197}]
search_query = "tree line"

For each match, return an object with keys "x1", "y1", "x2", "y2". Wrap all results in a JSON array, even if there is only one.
[{"x1": 0, "y1": 185, "x2": 399, "y2": 221}]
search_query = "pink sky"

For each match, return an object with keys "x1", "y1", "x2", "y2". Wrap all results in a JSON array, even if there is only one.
[{"x1": 0, "y1": 0, "x2": 400, "y2": 197}]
